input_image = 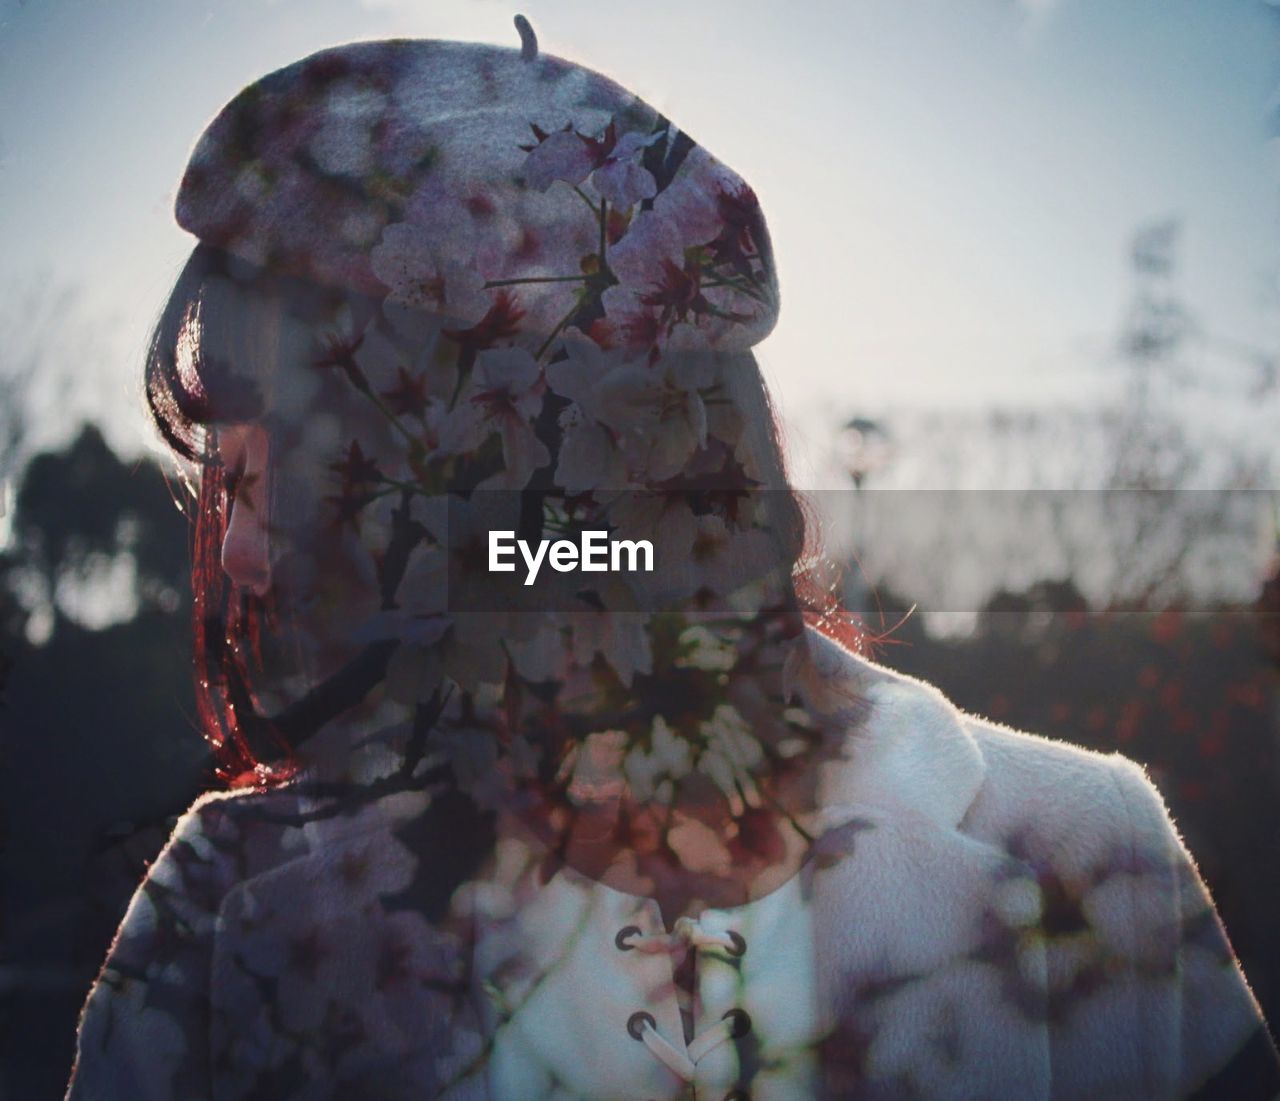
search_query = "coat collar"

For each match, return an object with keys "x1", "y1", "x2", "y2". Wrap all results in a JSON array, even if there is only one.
[{"x1": 797, "y1": 627, "x2": 988, "y2": 834}]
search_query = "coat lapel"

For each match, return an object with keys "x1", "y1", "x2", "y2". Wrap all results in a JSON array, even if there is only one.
[{"x1": 798, "y1": 633, "x2": 1052, "y2": 1099}]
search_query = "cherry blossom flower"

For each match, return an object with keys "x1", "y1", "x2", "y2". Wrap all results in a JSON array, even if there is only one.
[
  {"x1": 520, "y1": 119, "x2": 661, "y2": 208},
  {"x1": 638, "y1": 513, "x2": 783, "y2": 609},
  {"x1": 229, "y1": 833, "x2": 419, "y2": 1034},
  {"x1": 323, "y1": 482, "x2": 379, "y2": 534},
  {"x1": 597, "y1": 147, "x2": 775, "y2": 351},
  {"x1": 606, "y1": 208, "x2": 699, "y2": 317},
  {"x1": 623, "y1": 715, "x2": 693, "y2": 802},
  {"x1": 696, "y1": 703, "x2": 765, "y2": 814},
  {"x1": 380, "y1": 366, "x2": 431, "y2": 418},
  {"x1": 552, "y1": 401, "x2": 630, "y2": 494},
  {"x1": 592, "y1": 356, "x2": 717, "y2": 483},
  {"x1": 564, "y1": 577, "x2": 655, "y2": 686},
  {"x1": 589, "y1": 129, "x2": 662, "y2": 208},
  {"x1": 441, "y1": 290, "x2": 527, "y2": 358},
  {"x1": 520, "y1": 123, "x2": 595, "y2": 192},
  {"x1": 544, "y1": 336, "x2": 634, "y2": 492},
  {"x1": 329, "y1": 440, "x2": 382, "y2": 486},
  {"x1": 389, "y1": 495, "x2": 548, "y2": 692},
  {"x1": 542, "y1": 331, "x2": 614, "y2": 414},
  {"x1": 312, "y1": 324, "x2": 371, "y2": 394},
  {"x1": 336, "y1": 909, "x2": 469, "y2": 1065},
  {"x1": 370, "y1": 221, "x2": 492, "y2": 325},
  {"x1": 454, "y1": 346, "x2": 550, "y2": 489}
]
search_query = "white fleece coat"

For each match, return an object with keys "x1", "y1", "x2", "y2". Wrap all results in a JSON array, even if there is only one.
[{"x1": 65, "y1": 631, "x2": 1280, "y2": 1100}]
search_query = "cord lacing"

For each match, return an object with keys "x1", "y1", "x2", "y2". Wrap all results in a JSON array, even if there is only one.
[
  {"x1": 616, "y1": 917, "x2": 751, "y2": 1081},
  {"x1": 614, "y1": 918, "x2": 746, "y2": 957},
  {"x1": 627, "y1": 1008, "x2": 752, "y2": 1081}
]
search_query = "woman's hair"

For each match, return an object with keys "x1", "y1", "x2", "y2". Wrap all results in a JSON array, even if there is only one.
[{"x1": 147, "y1": 244, "x2": 858, "y2": 785}]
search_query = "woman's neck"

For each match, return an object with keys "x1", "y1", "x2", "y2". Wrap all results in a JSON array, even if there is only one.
[{"x1": 505, "y1": 733, "x2": 828, "y2": 923}]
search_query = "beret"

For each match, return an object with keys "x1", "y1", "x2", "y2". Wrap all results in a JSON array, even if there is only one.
[{"x1": 175, "y1": 23, "x2": 779, "y2": 357}]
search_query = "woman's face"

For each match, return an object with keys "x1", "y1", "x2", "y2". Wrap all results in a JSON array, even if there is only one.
[
  {"x1": 217, "y1": 423, "x2": 272, "y2": 596},
  {"x1": 200, "y1": 270, "x2": 804, "y2": 726}
]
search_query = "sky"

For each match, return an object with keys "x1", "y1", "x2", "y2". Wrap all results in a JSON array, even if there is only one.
[{"x1": 0, "y1": 0, "x2": 1277, "y2": 482}]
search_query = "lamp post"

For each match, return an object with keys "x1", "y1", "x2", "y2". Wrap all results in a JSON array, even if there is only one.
[{"x1": 835, "y1": 416, "x2": 893, "y2": 613}]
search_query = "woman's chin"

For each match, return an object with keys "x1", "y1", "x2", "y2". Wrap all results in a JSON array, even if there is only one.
[{"x1": 252, "y1": 642, "x2": 372, "y2": 717}]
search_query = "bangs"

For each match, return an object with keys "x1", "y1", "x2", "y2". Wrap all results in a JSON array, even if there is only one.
[
  {"x1": 146, "y1": 245, "x2": 346, "y2": 464},
  {"x1": 147, "y1": 246, "x2": 267, "y2": 463}
]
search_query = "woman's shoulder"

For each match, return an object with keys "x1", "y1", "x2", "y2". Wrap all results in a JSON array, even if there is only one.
[
  {"x1": 963, "y1": 707, "x2": 1170, "y2": 826},
  {"x1": 157, "y1": 774, "x2": 441, "y2": 907},
  {"x1": 150, "y1": 781, "x2": 353, "y2": 884},
  {"x1": 804, "y1": 625, "x2": 1180, "y2": 857},
  {"x1": 958, "y1": 707, "x2": 1191, "y2": 883},
  {"x1": 165, "y1": 782, "x2": 318, "y2": 847}
]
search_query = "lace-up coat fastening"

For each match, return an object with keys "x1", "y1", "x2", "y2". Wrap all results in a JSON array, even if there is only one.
[{"x1": 66, "y1": 631, "x2": 1280, "y2": 1100}]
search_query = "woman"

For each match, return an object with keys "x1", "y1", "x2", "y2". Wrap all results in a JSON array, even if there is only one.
[{"x1": 66, "y1": 21, "x2": 1279, "y2": 1101}]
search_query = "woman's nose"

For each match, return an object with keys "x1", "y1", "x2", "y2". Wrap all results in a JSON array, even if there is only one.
[{"x1": 220, "y1": 426, "x2": 272, "y2": 596}]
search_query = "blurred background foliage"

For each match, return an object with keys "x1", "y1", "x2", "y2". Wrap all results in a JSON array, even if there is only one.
[{"x1": 0, "y1": 423, "x2": 209, "y2": 1100}]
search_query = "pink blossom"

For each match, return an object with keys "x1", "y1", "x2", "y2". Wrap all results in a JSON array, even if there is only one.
[
  {"x1": 590, "y1": 129, "x2": 660, "y2": 207},
  {"x1": 456, "y1": 347, "x2": 550, "y2": 488},
  {"x1": 593, "y1": 357, "x2": 715, "y2": 483},
  {"x1": 521, "y1": 124, "x2": 596, "y2": 192},
  {"x1": 370, "y1": 222, "x2": 492, "y2": 324},
  {"x1": 521, "y1": 119, "x2": 660, "y2": 208}
]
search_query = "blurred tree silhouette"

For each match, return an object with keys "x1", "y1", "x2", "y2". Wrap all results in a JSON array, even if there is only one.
[
  {"x1": 12, "y1": 425, "x2": 188, "y2": 639},
  {"x1": 0, "y1": 426, "x2": 209, "y2": 1101},
  {"x1": 831, "y1": 219, "x2": 1277, "y2": 616}
]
